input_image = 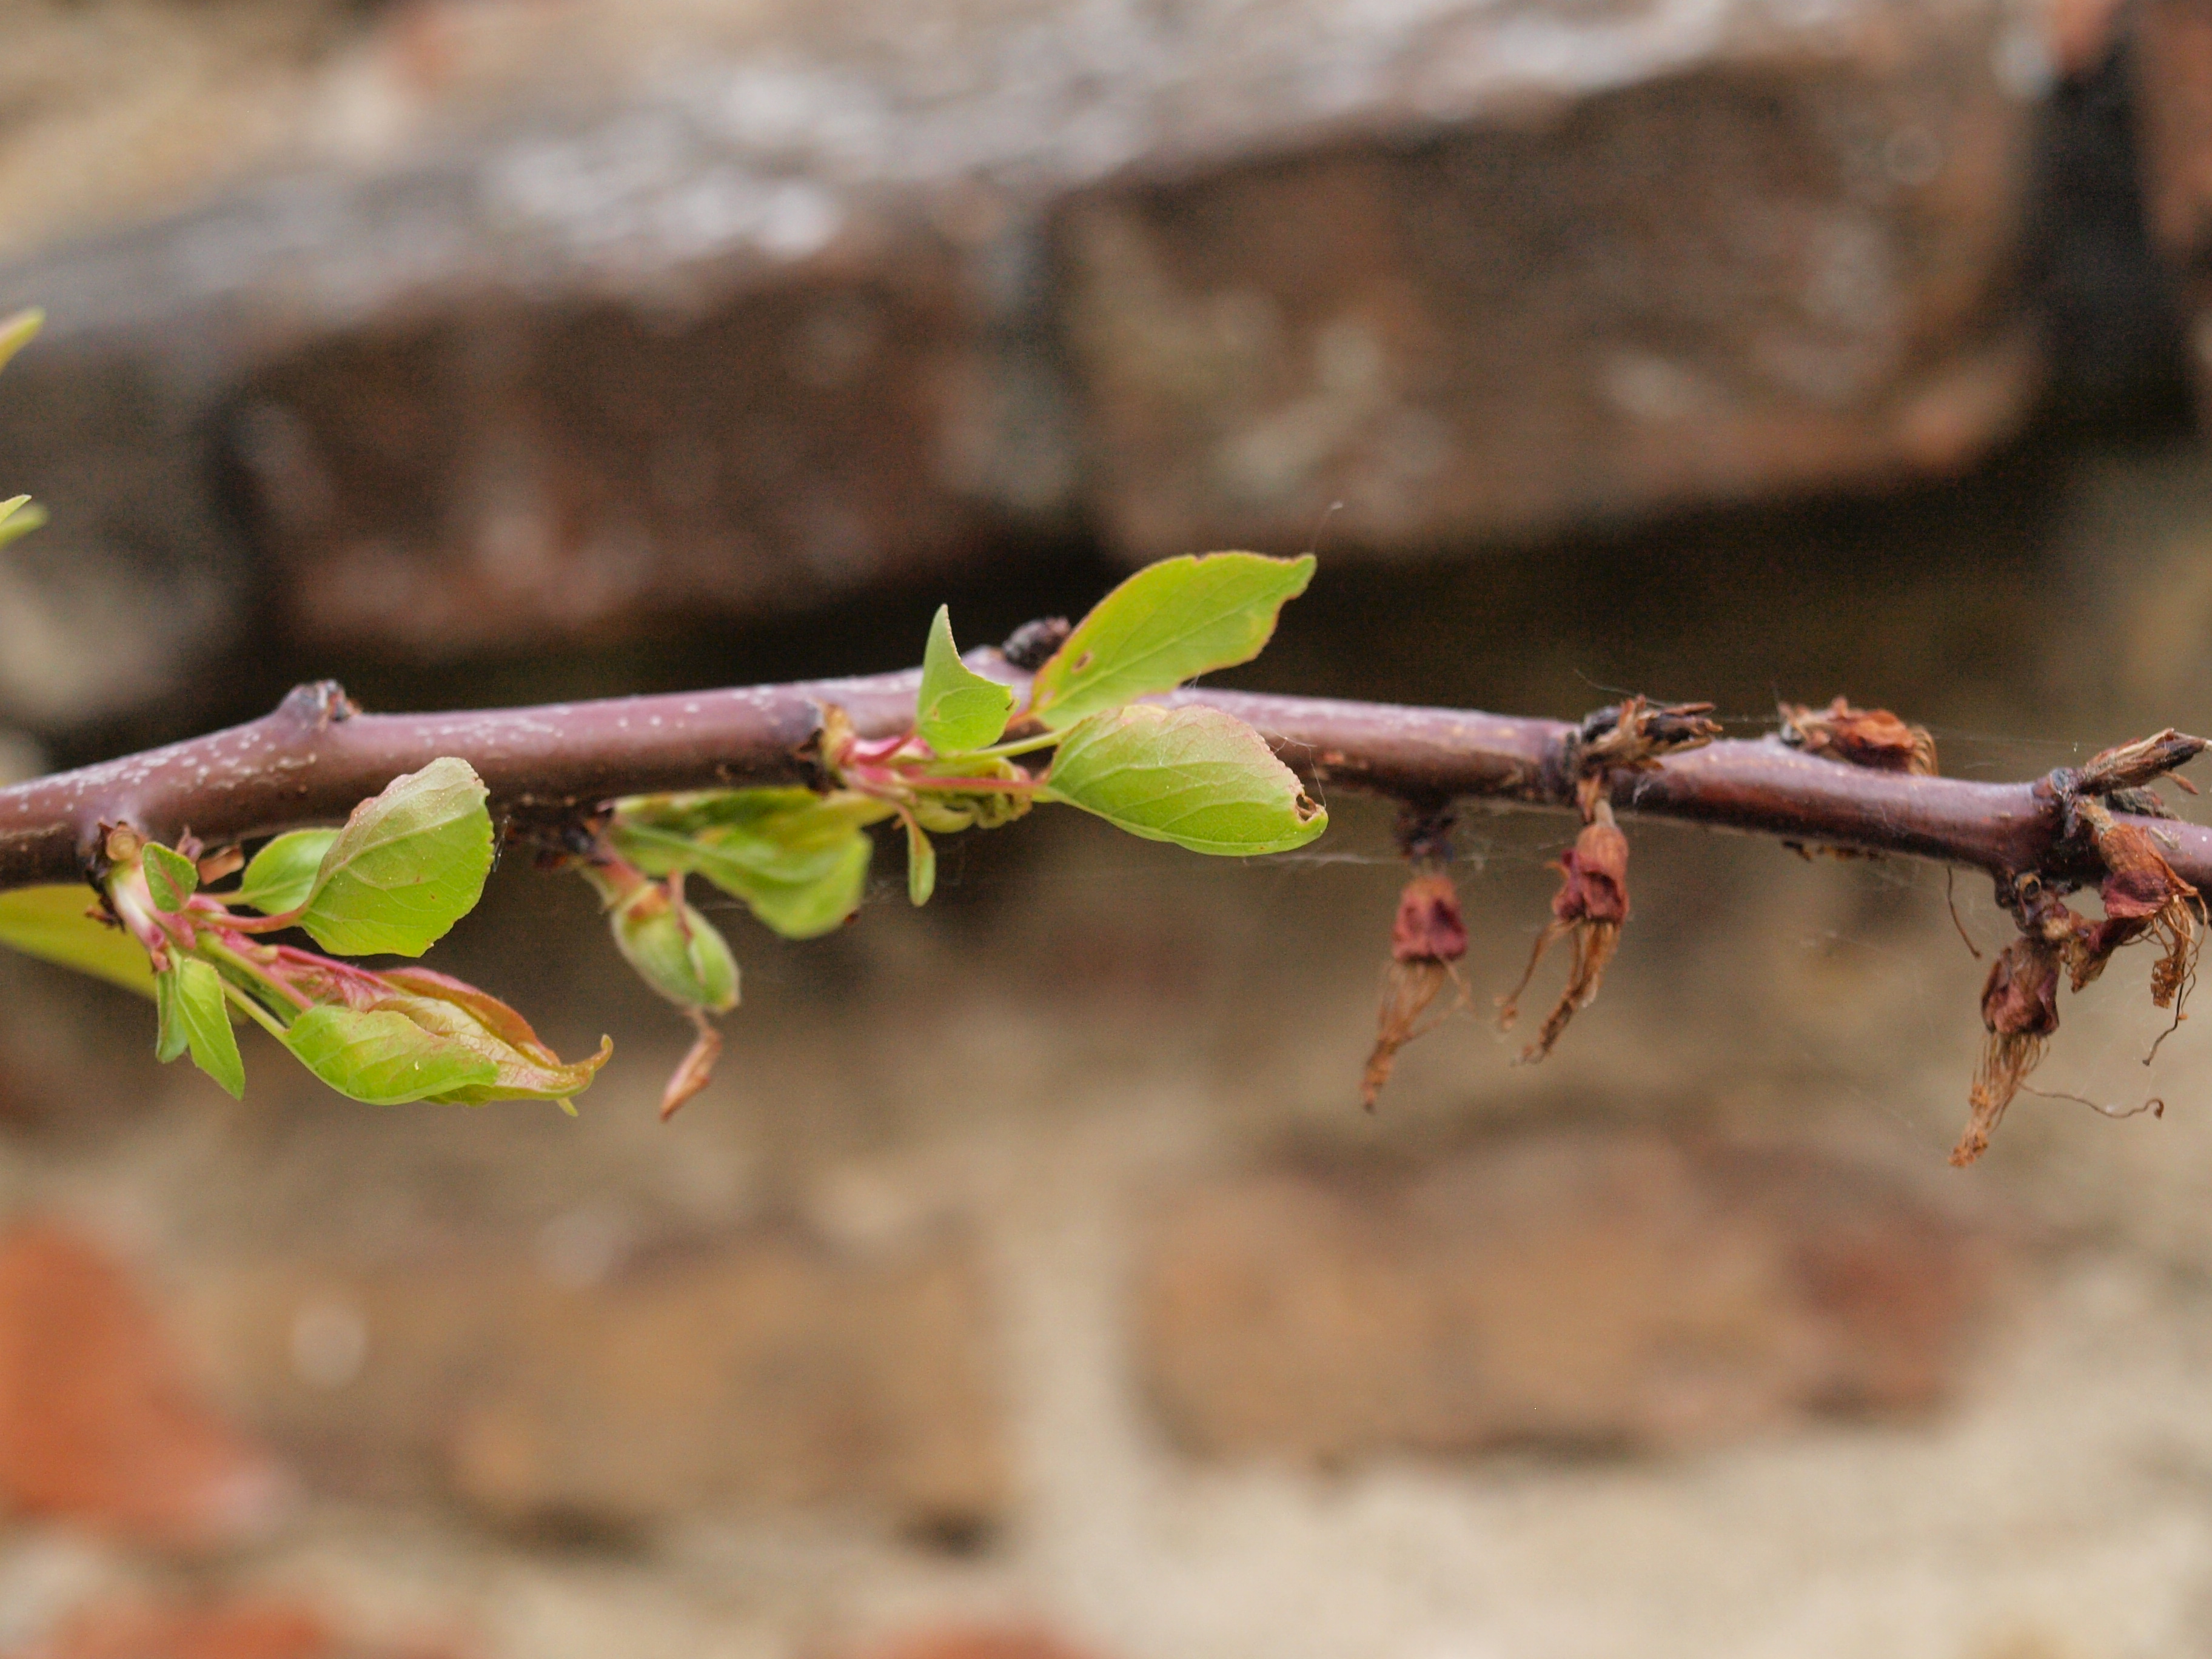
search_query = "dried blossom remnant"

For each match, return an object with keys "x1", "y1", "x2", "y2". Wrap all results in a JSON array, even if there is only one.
[
  {"x1": 2074, "y1": 801, "x2": 2204, "y2": 1022},
  {"x1": 1953, "y1": 934, "x2": 2062, "y2": 1167},
  {"x1": 660, "y1": 1012, "x2": 723, "y2": 1121},
  {"x1": 2077, "y1": 729, "x2": 2208, "y2": 797},
  {"x1": 1361, "y1": 871, "x2": 1469, "y2": 1110},
  {"x1": 1498, "y1": 803, "x2": 1631, "y2": 1063},
  {"x1": 1576, "y1": 695, "x2": 1722, "y2": 774},
  {"x1": 1778, "y1": 697, "x2": 1938, "y2": 776}
]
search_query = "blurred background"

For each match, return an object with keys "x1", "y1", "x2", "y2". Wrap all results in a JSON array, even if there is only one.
[{"x1": 8, "y1": 1, "x2": 2212, "y2": 1655}]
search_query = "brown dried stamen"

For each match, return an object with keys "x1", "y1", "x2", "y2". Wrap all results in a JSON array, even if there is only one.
[{"x1": 1952, "y1": 933, "x2": 2062, "y2": 1167}]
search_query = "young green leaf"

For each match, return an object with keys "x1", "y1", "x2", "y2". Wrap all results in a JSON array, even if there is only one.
[
  {"x1": 0, "y1": 495, "x2": 44, "y2": 552},
  {"x1": 0, "y1": 309, "x2": 41, "y2": 377},
  {"x1": 298, "y1": 757, "x2": 493, "y2": 957},
  {"x1": 153, "y1": 967, "x2": 190, "y2": 1064},
  {"x1": 714, "y1": 833, "x2": 872, "y2": 939},
  {"x1": 610, "y1": 789, "x2": 887, "y2": 940},
  {"x1": 905, "y1": 817, "x2": 937, "y2": 905},
  {"x1": 280, "y1": 1005, "x2": 501, "y2": 1105},
  {"x1": 364, "y1": 968, "x2": 612, "y2": 1104},
  {"x1": 917, "y1": 605, "x2": 1014, "y2": 754},
  {"x1": 236, "y1": 829, "x2": 339, "y2": 915},
  {"x1": 1028, "y1": 552, "x2": 1315, "y2": 729},
  {"x1": 141, "y1": 843, "x2": 199, "y2": 913},
  {"x1": 0, "y1": 886, "x2": 157, "y2": 996},
  {"x1": 1042, "y1": 703, "x2": 1328, "y2": 856},
  {"x1": 155, "y1": 957, "x2": 244, "y2": 1099},
  {"x1": 613, "y1": 787, "x2": 888, "y2": 851}
]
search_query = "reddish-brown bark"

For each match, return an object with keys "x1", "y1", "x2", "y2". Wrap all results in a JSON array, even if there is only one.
[{"x1": 0, "y1": 662, "x2": 2202, "y2": 894}]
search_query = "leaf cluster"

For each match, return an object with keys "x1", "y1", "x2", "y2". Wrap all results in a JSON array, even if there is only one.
[{"x1": 0, "y1": 552, "x2": 1328, "y2": 1117}]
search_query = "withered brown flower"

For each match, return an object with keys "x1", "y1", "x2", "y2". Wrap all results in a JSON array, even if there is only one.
[
  {"x1": 2068, "y1": 802, "x2": 2204, "y2": 1018},
  {"x1": 1498, "y1": 803, "x2": 1631, "y2": 1064},
  {"x1": 1778, "y1": 697, "x2": 1938, "y2": 776},
  {"x1": 1361, "y1": 871, "x2": 1469, "y2": 1110}
]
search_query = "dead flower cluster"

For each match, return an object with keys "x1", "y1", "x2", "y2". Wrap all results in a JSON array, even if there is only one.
[{"x1": 1953, "y1": 735, "x2": 2208, "y2": 1165}]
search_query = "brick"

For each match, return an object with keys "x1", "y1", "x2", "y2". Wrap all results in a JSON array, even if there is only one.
[
  {"x1": 0, "y1": 0, "x2": 2046, "y2": 720},
  {"x1": 1059, "y1": 44, "x2": 2039, "y2": 563},
  {"x1": 231, "y1": 258, "x2": 1010, "y2": 658},
  {"x1": 0, "y1": 1223, "x2": 287, "y2": 1550},
  {"x1": 2133, "y1": 0, "x2": 2212, "y2": 406},
  {"x1": 183, "y1": 1225, "x2": 1008, "y2": 1532},
  {"x1": 1136, "y1": 1131, "x2": 2002, "y2": 1463},
  {"x1": 9, "y1": 1597, "x2": 464, "y2": 1659},
  {"x1": 843, "y1": 1628, "x2": 1105, "y2": 1659}
]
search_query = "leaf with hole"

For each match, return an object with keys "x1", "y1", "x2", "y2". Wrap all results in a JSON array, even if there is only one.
[
  {"x1": 1042, "y1": 703, "x2": 1329, "y2": 855},
  {"x1": 917, "y1": 605, "x2": 1014, "y2": 754},
  {"x1": 297, "y1": 758, "x2": 492, "y2": 956},
  {"x1": 1028, "y1": 552, "x2": 1315, "y2": 729}
]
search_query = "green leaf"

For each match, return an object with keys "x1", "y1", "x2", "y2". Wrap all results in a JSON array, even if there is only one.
[
  {"x1": 299, "y1": 758, "x2": 493, "y2": 957},
  {"x1": 0, "y1": 496, "x2": 43, "y2": 552},
  {"x1": 366, "y1": 967, "x2": 612, "y2": 1104},
  {"x1": 155, "y1": 957, "x2": 244, "y2": 1098},
  {"x1": 0, "y1": 885, "x2": 156, "y2": 996},
  {"x1": 236, "y1": 829, "x2": 339, "y2": 916},
  {"x1": 720, "y1": 831, "x2": 872, "y2": 938},
  {"x1": 0, "y1": 309, "x2": 41, "y2": 377},
  {"x1": 280, "y1": 1005, "x2": 500, "y2": 1105},
  {"x1": 610, "y1": 788, "x2": 888, "y2": 940},
  {"x1": 141, "y1": 843, "x2": 198, "y2": 913},
  {"x1": 154, "y1": 967, "x2": 190, "y2": 1064},
  {"x1": 917, "y1": 605, "x2": 1014, "y2": 754},
  {"x1": 614, "y1": 787, "x2": 887, "y2": 851},
  {"x1": 1028, "y1": 552, "x2": 1315, "y2": 729},
  {"x1": 1042, "y1": 703, "x2": 1329, "y2": 856},
  {"x1": 905, "y1": 817, "x2": 936, "y2": 905}
]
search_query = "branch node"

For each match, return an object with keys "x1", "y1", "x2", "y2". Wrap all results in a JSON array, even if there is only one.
[{"x1": 275, "y1": 680, "x2": 358, "y2": 729}]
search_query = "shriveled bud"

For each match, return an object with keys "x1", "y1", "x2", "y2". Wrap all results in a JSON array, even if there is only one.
[
  {"x1": 660, "y1": 1014, "x2": 723, "y2": 1121},
  {"x1": 1575, "y1": 697, "x2": 1721, "y2": 796},
  {"x1": 2078, "y1": 728, "x2": 2208, "y2": 797},
  {"x1": 1778, "y1": 697, "x2": 1937, "y2": 776}
]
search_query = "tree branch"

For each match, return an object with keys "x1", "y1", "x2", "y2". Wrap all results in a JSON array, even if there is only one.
[{"x1": 0, "y1": 664, "x2": 2193, "y2": 894}]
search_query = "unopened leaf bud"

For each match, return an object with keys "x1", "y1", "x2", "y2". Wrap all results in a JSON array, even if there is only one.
[{"x1": 611, "y1": 880, "x2": 739, "y2": 1014}]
